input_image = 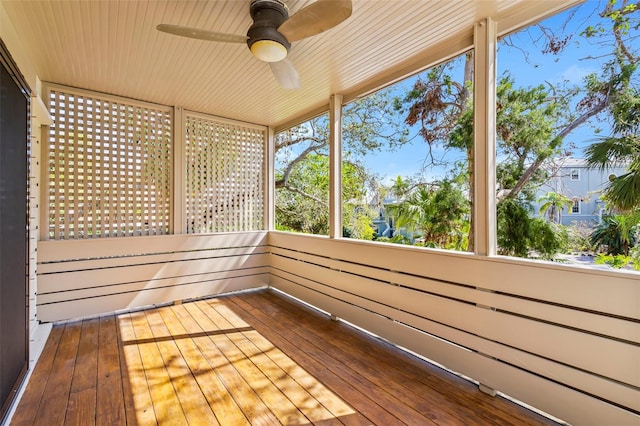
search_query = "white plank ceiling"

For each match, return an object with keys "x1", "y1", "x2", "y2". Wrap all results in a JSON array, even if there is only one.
[{"x1": 2, "y1": 0, "x2": 579, "y2": 128}]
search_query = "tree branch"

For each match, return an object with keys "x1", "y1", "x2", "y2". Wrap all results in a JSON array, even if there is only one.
[
  {"x1": 275, "y1": 142, "x2": 323, "y2": 188},
  {"x1": 505, "y1": 95, "x2": 610, "y2": 199},
  {"x1": 280, "y1": 183, "x2": 328, "y2": 207},
  {"x1": 276, "y1": 135, "x2": 324, "y2": 151}
]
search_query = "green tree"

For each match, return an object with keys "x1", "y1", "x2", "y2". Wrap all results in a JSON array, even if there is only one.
[
  {"x1": 276, "y1": 153, "x2": 330, "y2": 234},
  {"x1": 584, "y1": 77, "x2": 640, "y2": 210},
  {"x1": 590, "y1": 212, "x2": 639, "y2": 255},
  {"x1": 348, "y1": 213, "x2": 376, "y2": 240},
  {"x1": 495, "y1": 76, "x2": 563, "y2": 201},
  {"x1": 275, "y1": 89, "x2": 409, "y2": 234},
  {"x1": 276, "y1": 153, "x2": 376, "y2": 236},
  {"x1": 497, "y1": 198, "x2": 566, "y2": 259},
  {"x1": 398, "y1": 0, "x2": 639, "y2": 259},
  {"x1": 390, "y1": 175, "x2": 410, "y2": 199},
  {"x1": 538, "y1": 191, "x2": 574, "y2": 223},
  {"x1": 581, "y1": 1, "x2": 640, "y2": 210},
  {"x1": 399, "y1": 69, "x2": 565, "y2": 255},
  {"x1": 385, "y1": 180, "x2": 469, "y2": 249},
  {"x1": 400, "y1": 54, "x2": 475, "y2": 249}
]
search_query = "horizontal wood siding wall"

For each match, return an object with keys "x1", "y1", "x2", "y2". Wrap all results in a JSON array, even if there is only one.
[
  {"x1": 37, "y1": 232, "x2": 269, "y2": 321},
  {"x1": 268, "y1": 232, "x2": 640, "y2": 426}
]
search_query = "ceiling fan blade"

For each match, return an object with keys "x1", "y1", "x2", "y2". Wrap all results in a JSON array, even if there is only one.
[
  {"x1": 270, "y1": 59, "x2": 301, "y2": 90},
  {"x1": 156, "y1": 24, "x2": 248, "y2": 43},
  {"x1": 278, "y1": 0, "x2": 352, "y2": 42}
]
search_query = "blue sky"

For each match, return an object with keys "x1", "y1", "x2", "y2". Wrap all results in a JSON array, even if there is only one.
[{"x1": 358, "y1": 0, "x2": 633, "y2": 185}]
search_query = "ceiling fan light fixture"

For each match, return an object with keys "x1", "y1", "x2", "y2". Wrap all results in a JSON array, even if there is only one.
[
  {"x1": 156, "y1": 0, "x2": 353, "y2": 88},
  {"x1": 250, "y1": 39, "x2": 288, "y2": 62}
]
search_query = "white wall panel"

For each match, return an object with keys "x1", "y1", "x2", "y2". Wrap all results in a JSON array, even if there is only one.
[
  {"x1": 39, "y1": 274, "x2": 268, "y2": 322},
  {"x1": 37, "y1": 232, "x2": 268, "y2": 321}
]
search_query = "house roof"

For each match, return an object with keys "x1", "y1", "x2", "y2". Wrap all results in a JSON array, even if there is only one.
[
  {"x1": 2, "y1": 0, "x2": 579, "y2": 129},
  {"x1": 558, "y1": 158, "x2": 589, "y2": 167},
  {"x1": 556, "y1": 158, "x2": 629, "y2": 169}
]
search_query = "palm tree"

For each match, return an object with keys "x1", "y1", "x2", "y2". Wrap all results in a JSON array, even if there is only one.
[
  {"x1": 386, "y1": 180, "x2": 469, "y2": 249},
  {"x1": 390, "y1": 175, "x2": 410, "y2": 199},
  {"x1": 538, "y1": 191, "x2": 573, "y2": 223},
  {"x1": 584, "y1": 56, "x2": 640, "y2": 210},
  {"x1": 590, "y1": 212, "x2": 640, "y2": 255},
  {"x1": 585, "y1": 136, "x2": 640, "y2": 211}
]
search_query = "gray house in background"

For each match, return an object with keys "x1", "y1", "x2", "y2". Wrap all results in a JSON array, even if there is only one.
[
  {"x1": 370, "y1": 194, "x2": 398, "y2": 238},
  {"x1": 534, "y1": 158, "x2": 629, "y2": 226}
]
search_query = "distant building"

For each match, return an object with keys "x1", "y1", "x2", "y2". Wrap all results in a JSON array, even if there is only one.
[
  {"x1": 370, "y1": 194, "x2": 398, "y2": 238},
  {"x1": 534, "y1": 158, "x2": 628, "y2": 225}
]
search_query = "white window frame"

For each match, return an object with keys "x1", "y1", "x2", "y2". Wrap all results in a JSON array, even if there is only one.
[
  {"x1": 571, "y1": 198, "x2": 581, "y2": 214},
  {"x1": 570, "y1": 168, "x2": 580, "y2": 181}
]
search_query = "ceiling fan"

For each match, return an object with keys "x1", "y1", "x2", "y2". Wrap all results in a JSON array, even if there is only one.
[{"x1": 157, "y1": 0, "x2": 353, "y2": 90}]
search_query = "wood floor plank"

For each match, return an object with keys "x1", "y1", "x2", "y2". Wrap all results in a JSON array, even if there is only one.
[
  {"x1": 96, "y1": 314, "x2": 126, "y2": 426},
  {"x1": 180, "y1": 301, "x2": 290, "y2": 425},
  {"x1": 10, "y1": 325, "x2": 65, "y2": 426},
  {"x1": 174, "y1": 302, "x2": 280, "y2": 425},
  {"x1": 157, "y1": 305, "x2": 249, "y2": 426},
  {"x1": 64, "y1": 388, "x2": 97, "y2": 426},
  {"x1": 236, "y1": 291, "x2": 443, "y2": 425},
  {"x1": 129, "y1": 310, "x2": 188, "y2": 425},
  {"x1": 225, "y1": 294, "x2": 404, "y2": 425},
  {"x1": 117, "y1": 313, "x2": 157, "y2": 425},
  {"x1": 64, "y1": 317, "x2": 99, "y2": 426},
  {"x1": 246, "y1": 331, "x2": 360, "y2": 423},
  {"x1": 144, "y1": 307, "x2": 220, "y2": 425},
  {"x1": 205, "y1": 300, "x2": 343, "y2": 425},
  {"x1": 207, "y1": 299, "x2": 354, "y2": 417},
  {"x1": 256, "y1": 291, "x2": 491, "y2": 426},
  {"x1": 32, "y1": 321, "x2": 82, "y2": 426},
  {"x1": 194, "y1": 300, "x2": 320, "y2": 425},
  {"x1": 261, "y1": 291, "x2": 554, "y2": 426},
  {"x1": 210, "y1": 300, "x2": 363, "y2": 424}
]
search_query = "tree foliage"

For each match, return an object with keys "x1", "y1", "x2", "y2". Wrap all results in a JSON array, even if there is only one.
[
  {"x1": 385, "y1": 180, "x2": 469, "y2": 250},
  {"x1": 590, "y1": 212, "x2": 639, "y2": 255},
  {"x1": 497, "y1": 198, "x2": 566, "y2": 258},
  {"x1": 394, "y1": 0, "x2": 639, "y2": 259},
  {"x1": 582, "y1": 0, "x2": 640, "y2": 210},
  {"x1": 275, "y1": 89, "x2": 409, "y2": 234},
  {"x1": 538, "y1": 191, "x2": 574, "y2": 223},
  {"x1": 275, "y1": 153, "x2": 378, "y2": 236}
]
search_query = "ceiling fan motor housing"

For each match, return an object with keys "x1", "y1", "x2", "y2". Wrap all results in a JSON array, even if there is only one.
[{"x1": 247, "y1": 0, "x2": 291, "y2": 52}]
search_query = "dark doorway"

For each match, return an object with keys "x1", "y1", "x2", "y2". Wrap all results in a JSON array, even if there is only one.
[{"x1": 0, "y1": 39, "x2": 30, "y2": 422}]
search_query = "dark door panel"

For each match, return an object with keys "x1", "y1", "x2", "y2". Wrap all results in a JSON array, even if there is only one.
[{"x1": 0, "y1": 41, "x2": 30, "y2": 422}]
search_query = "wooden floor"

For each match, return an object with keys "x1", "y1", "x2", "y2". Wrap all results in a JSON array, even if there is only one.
[{"x1": 10, "y1": 289, "x2": 559, "y2": 425}]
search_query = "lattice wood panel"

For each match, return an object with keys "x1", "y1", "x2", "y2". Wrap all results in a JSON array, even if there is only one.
[
  {"x1": 185, "y1": 114, "x2": 265, "y2": 233},
  {"x1": 47, "y1": 89, "x2": 172, "y2": 239}
]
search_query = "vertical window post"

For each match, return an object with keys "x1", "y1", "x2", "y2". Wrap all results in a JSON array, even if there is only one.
[
  {"x1": 473, "y1": 18, "x2": 498, "y2": 256},
  {"x1": 39, "y1": 97, "x2": 51, "y2": 240},
  {"x1": 266, "y1": 126, "x2": 276, "y2": 230},
  {"x1": 329, "y1": 94, "x2": 343, "y2": 239},
  {"x1": 173, "y1": 106, "x2": 184, "y2": 234}
]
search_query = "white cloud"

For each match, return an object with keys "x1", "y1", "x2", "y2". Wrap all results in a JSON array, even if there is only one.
[{"x1": 560, "y1": 64, "x2": 595, "y2": 84}]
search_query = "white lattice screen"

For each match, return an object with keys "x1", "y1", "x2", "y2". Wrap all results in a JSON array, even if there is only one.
[
  {"x1": 185, "y1": 114, "x2": 265, "y2": 233},
  {"x1": 47, "y1": 88, "x2": 172, "y2": 239}
]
